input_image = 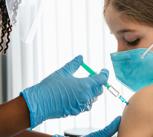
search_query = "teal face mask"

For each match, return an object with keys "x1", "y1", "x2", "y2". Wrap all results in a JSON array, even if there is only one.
[{"x1": 111, "y1": 46, "x2": 153, "y2": 92}]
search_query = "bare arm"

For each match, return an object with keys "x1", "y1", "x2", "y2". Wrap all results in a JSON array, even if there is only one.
[
  {"x1": 0, "y1": 96, "x2": 30, "y2": 137},
  {"x1": 13, "y1": 130, "x2": 51, "y2": 137},
  {"x1": 117, "y1": 86, "x2": 153, "y2": 137}
]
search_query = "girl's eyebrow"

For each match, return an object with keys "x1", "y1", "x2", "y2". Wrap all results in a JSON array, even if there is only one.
[{"x1": 117, "y1": 29, "x2": 136, "y2": 34}]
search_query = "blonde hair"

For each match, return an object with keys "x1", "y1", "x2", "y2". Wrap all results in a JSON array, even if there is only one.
[{"x1": 104, "y1": 0, "x2": 153, "y2": 26}]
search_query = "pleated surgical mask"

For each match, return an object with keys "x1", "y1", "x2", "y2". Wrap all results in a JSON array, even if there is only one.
[{"x1": 111, "y1": 44, "x2": 153, "y2": 92}]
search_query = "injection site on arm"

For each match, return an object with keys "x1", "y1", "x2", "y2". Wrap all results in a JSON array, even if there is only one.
[{"x1": 81, "y1": 63, "x2": 128, "y2": 106}]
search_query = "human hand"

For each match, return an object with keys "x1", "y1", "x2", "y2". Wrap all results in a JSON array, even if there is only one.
[
  {"x1": 20, "y1": 55, "x2": 109, "y2": 128},
  {"x1": 85, "y1": 116, "x2": 121, "y2": 137}
]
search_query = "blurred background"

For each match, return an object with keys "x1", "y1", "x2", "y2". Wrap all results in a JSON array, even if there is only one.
[{"x1": 0, "y1": 0, "x2": 133, "y2": 136}]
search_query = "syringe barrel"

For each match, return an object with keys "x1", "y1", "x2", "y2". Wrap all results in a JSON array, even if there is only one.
[{"x1": 107, "y1": 85, "x2": 120, "y2": 97}]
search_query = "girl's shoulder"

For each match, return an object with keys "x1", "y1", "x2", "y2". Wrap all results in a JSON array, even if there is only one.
[
  {"x1": 127, "y1": 85, "x2": 153, "y2": 113},
  {"x1": 117, "y1": 85, "x2": 153, "y2": 137}
]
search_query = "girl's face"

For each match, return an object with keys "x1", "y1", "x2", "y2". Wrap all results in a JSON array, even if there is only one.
[{"x1": 105, "y1": 4, "x2": 153, "y2": 51}]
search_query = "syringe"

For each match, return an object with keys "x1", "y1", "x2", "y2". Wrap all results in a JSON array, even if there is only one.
[{"x1": 81, "y1": 63, "x2": 129, "y2": 105}]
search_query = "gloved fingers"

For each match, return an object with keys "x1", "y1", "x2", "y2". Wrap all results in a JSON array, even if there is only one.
[
  {"x1": 61, "y1": 55, "x2": 83, "y2": 76},
  {"x1": 88, "y1": 69, "x2": 109, "y2": 96},
  {"x1": 85, "y1": 116, "x2": 121, "y2": 137},
  {"x1": 99, "y1": 116, "x2": 121, "y2": 136},
  {"x1": 91, "y1": 68, "x2": 109, "y2": 85}
]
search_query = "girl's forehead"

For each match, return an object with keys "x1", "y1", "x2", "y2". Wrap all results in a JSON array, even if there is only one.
[
  {"x1": 105, "y1": 6, "x2": 131, "y2": 33},
  {"x1": 105, "y1": 5, "x2": 151, "y2": 35}
]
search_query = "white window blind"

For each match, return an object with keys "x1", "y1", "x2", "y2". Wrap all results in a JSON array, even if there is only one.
[{"x1": 7, "y1": 0, "x2": 133, "y2": 135}]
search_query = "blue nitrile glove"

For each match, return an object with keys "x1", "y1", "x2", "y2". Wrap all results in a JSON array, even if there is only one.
[
  {"x1": 85, "y1": 116, "x2": 121, "y2": 137},
  {"x1": 52, "y1": 116, "x2": 121, "y2": 137},
  {"x1": 20, "y1": 55, "x2": 109, "y2": 128}
]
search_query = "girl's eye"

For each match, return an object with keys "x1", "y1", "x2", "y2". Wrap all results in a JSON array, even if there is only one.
[{"x1": 126, "y1": 38, "x2": 140, "y2": 46}]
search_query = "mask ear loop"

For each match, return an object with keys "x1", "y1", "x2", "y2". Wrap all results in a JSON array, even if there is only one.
[{"x1": 141, "y1": 44, "x2": 153, "y2": 59}]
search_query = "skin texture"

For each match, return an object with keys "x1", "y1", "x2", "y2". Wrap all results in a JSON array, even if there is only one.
[
  {"x1": 0, "y1": 96, "x2": 51, "y2": 137},
  {"x1": 0, "y1": 96, "x2": 30, "y2": 137},
  {"x1": 117, "y1": 86, "x2": 153, "y2": 137},
  {"x1": 13, "y1": 130, "x2": 51, "y2": 137},
  {"x1": 105, "y1": 4, "x2": 153, "y2": 137}
]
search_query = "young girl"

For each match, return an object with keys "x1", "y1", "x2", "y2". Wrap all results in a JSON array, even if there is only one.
[{"x1": 104, "y1": 0, "x2": 153, "y2": 136}]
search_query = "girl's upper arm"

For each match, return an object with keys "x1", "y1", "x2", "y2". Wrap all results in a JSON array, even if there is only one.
[{"x1": 117, "y1": 85, "x2": 153, "y2": 137}]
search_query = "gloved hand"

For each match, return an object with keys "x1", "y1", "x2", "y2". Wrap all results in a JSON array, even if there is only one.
[
  {"x1": 20, "y1": 55, "x2": 109, "y2": 128},
  {"x1": 52, "y1": 116, "x2": 121, "y2": 137},
  {"x1": 85, "y1": 116, "x2": 121, "y2": 137}
]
